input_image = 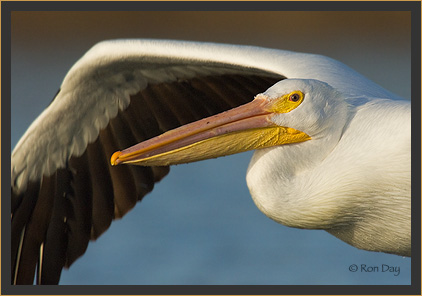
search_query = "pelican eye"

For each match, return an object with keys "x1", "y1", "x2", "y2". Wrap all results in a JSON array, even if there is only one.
[{"x1": 289, "y1": 93, "x2": 301, "y2": 102}]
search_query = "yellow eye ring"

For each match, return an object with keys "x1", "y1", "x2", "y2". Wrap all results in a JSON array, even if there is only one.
[{"x1": 266, "y1": 91, "x2": 304, "y2": 113}]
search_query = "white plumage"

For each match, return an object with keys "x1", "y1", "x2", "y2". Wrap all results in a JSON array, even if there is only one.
[
  {"x1": 11, "y1": 39, "x2": 411, "y2": 285},
  {"x1": 246, "y1": 79, "x2": 410, "y2": 255}
]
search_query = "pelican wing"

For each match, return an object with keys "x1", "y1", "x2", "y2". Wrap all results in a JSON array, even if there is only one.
[
  {"x1": 11, "y1": 39, "x2": 401, "y2": 285},
  {"x1": 11, "y1": 40, "x2": 286, "y2": 284}
]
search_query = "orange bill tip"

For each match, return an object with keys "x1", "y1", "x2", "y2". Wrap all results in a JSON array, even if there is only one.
[{"x1": 110, "y1": 151, "x2": 122, "y2": 166}]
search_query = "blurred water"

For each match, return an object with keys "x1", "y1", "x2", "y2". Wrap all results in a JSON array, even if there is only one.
[{"x1": 10, "y1": 11, "x2": 411, "y2": 285}]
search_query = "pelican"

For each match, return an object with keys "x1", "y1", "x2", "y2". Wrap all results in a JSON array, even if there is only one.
[{"x1": 11, "y1": 39, "x2": 411, "y2": 285}]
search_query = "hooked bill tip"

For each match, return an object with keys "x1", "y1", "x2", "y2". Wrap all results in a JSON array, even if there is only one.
[{"x1": 110, "y1": 151, "x2": 122, "y2": 166}]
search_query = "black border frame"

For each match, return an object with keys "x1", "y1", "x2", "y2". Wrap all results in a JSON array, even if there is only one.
[{"x1": 2, "y1": 1, "x2": 421, "y2": 295}]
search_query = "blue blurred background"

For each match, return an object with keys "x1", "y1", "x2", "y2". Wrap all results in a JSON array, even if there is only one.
[{"x1": 11, "y1": 11, "x2": 411, "y2": 285}]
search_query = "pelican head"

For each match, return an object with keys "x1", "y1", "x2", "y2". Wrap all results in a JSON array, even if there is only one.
[
  {"x1": 111, "y1": 79, "x2": 347, "y2": 168},
  {"x1": 264, "y1": 79, "x2": 348, "y2": 139}
]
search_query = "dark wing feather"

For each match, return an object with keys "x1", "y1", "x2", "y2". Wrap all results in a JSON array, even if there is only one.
[
  {"x1": 11, "y1": 73, "x2": 283, "y2": 284},
  {"x1": 39, "y1": 169, "x2": 72, "y2": 285},
  {"x1": 86, "y1": 138, "x2": 115, "y2": 238}
]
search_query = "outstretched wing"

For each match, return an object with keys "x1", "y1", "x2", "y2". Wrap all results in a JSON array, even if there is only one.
[{"x1": 11, "y1": 39, "x2": 284, "y2": 284}]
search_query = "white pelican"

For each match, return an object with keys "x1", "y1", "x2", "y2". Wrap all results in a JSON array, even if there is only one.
[{"x1": 11, "y1": 39, "x2": 411, "y2": 285}]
